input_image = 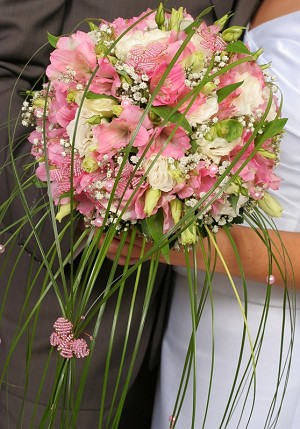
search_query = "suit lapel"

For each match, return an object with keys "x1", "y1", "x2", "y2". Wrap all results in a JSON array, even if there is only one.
[
  {"x1": 230, "y1": 0, "x2": 262, "y2": 25},
  {"x1": 212, "y1": 0, "x2": 235, "y2": 18}
]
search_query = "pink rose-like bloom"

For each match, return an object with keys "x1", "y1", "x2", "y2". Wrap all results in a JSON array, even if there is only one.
[
  {"x1": 150, "y1": 62, "x2": 187, "y2": 106},
  {"x1": 46, "y1": 31, "x2": 97, "y2": 87}
]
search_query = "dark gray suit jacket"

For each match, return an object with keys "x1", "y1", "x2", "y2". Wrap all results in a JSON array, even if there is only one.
[{"x1": 0, "y1": 1, "x2": 261, "y2": 428}]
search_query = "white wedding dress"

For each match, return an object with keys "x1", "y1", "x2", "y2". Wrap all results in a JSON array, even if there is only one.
[{"x1": 152, "y1": 11, "x2": 300, "y2": 429}]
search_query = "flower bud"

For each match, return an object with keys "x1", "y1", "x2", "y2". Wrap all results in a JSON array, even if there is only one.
[
  {"x1": 201, "y1": 82, "x2": 216, "y2": 95},
  {"x1": 170, "y1": 198, "x2": 183, "y2": 225},
  {"x1": 214, "y1": 13, "x2": 231, "y2": 30},
  {"x1": 252, "y1": 48, "x2": 264, "y2": 60},
  {"x1": 112, "y1": 105, "x2": 124, "y2": 117},
  {"x1": 144, "y1": 188, "x2": 161, "y2": 216},
  {"x1": 82, "y1": 156, "x2": 98, "y2": 173},
  {"x1": 56, "y1": 203, "x2": 72, "y2": 223},
  {"x1": 258, "y1": 192, "x2": 283, "y2": 218},
  {"x1": 169, "y1": 7, "x2": 184, "y2": 31},
  {"x1": 155, "y1": 3, "x2": 165, "y2": 29},
  {"x1": 258, "y1": 148, "x2": 277, "y2": 159},
  {"x1": 222, "y1": 26, "x2": 245, "y2": 42},
  {"x1": 86, "y1": 115, "x2": 102, "y2": 125},
  {"x1": 33, "y1": 97, "x2": 46, "y2": 108},
  {"x1": 181, "y1": 223, "x2": 197, "y2": 245}
]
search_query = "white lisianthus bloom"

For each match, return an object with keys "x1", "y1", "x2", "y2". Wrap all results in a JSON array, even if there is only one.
[
  {"x1": 196, "y1": 136, "x2": 241, "y2": 163},
  {"x1": 75, "y1": 92, "x2": 117, "y2": 118},
  {"x1": 145, "y1": 156, "x2": 176, "y2": 192},
  {"x1": 114, "y1": 29, "x2": 170, "y2": 62},
  {"x1": 232, "y1": 72, "x2": 264, "y2": 115},
  {"x1": 186, "y1": 96, "x2": 219, "y2": 126},
  {"x1": 66, "y1": 108, "x2": 98, "y2": 157},
  {"x1": 214, "y1": 194, "x2": 249, "y2": 220}
]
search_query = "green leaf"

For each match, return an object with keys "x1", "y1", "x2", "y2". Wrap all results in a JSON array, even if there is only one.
[
  {"x1": 86, "y1": 91, "x2": 117, "y2": 101},
  {"x1": 150, "y1": 106, "x2": 192, "y2": 133},
  {"x1": 31, "y1": 176, "x2": 48, "y2": 189},
  {"x1": 47, "y1": 32, "x2": 60, "y2": 48},
  {"x1": 217, "y1": 81, "x2": 243, "y2": 103},
  {"x1": 229, "y1": 193, "x2": 239, "y2": 212},
  {"x1": 145, "y1": 209, "x2": 170, "y2": 264},
  {"x1": 255, "y1": 118, "x2": 287, "y2": 145},
  {"x1": 226, "y1": 40, "x2": 251, "y2": 55}
]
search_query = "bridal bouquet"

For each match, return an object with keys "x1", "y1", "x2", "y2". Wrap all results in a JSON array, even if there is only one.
[
  {"x1": 23, "y1": 5, "x2": 284, "y2": 250},
  {"x1": 1, "y1": 3, "x2": 290, "y2": 428}
]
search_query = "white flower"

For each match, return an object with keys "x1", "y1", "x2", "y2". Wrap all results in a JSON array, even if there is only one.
[
  {"x1": 114, "y1": 29, "x2": 170, "y2": 62},
  {"x1": 186, "y1": 96, "x2": 219, "y2": 126},
  {"x1": 196, "y1": 136, "x2": 241, "y2": 163},
  {"x1": 232, "y1": 72, "x2": 264, "y2": 116},
  {"x1": 214, "y1": 194, "x2": 248, "y2": 220},
  {"x1": 66, "y1": 108, "x2": 98, "y2": 157},
  {"x1": 145, "y1": 156, "x2": 176, "y2": 192},
  {"x1": 75, "y1": 92, "x2": 117, "y2": 118}
]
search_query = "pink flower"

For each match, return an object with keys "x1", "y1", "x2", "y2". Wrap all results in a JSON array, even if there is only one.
[
  {"x1": 150, "y1": 62, "x2": 187, "y2": 106},
  {"x1": 94, "y1": 104, "x2": 151, "y2": 157},
  {"x1": 50, "y1": 317, "x2": 90, "y2": 359},
  {"x1": 136, "y1": 124, "x2": 190, "y2": 159},
  {"x1": 47, "y1": 31, "x2": 97, "y2": 87},
  {"x1": 89, "y1": 57, "x2": 121, "y2": 96}
]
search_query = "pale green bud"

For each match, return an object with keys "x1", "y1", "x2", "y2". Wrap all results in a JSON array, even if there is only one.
[
  {"x1": 222, "y1": 26, "x2": 245, "y2": 42},
  {"x1": 144, "y1": 188, "x2": 161, "y2": 216},
  {"x1": 214, "y1": 119, "x2": 243, "y2": 143},
  {"x1": 33, "y1": 97, "x2": 46, "y2": 108},
  {"x1": 258, "y1": 193, "x2": 283, "y2": 218},
  {"x1": 112, "y1": 105, "x2": 124, "y2": 117},
  {"x1": 66, "y1": 91, "x2": 76, "y2": 103},
  {"x1": 225, "y1": 181, "x2": 240, "y2": 195},
  {"x1": 88, "y1": 21, "x2": 99, "y2": 32},
  {"x1": 181, "y1": 223, "x2": 197, "y2": 245},
  {"x1": 56, "y1": 203, "x2": 72, "y2": 223},
  {"x1": 214, "y1": 13, "x2": 232, "y2": 30},
  {"x1": 155, "y1": 3, "x2": 165, "y2": 29},
  {"x1": 86, "y1": 115, "x2": 102, "y2": 125},
  {"x1": 205, "y1": 126, "x2": 218, "y2": 141},
  {"x1": 182, "y1": 52, "x2": 205, "y2": 73},
  {"x1": 82, "y1": 156, "x2": 99, "y2": 173},
  {"x1": 201, "y1": 82, "x2": 216, "y2": 95},
  {"x1": 258, "y1": 148, "x2": 277, "y2": 159},
  {"x1": 169, "y1": 7, "x2": 184, "y2": 32},
  {"x1": 252, "y1": 48, "x2": 264, "y2": 60},
  {"x1": 170, "y1": 198, "x2": 183, "y2": 225}
]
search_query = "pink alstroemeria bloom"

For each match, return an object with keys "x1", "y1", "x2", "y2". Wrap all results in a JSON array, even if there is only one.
[
  {"x1": 150, "y1": 61, "x2": 187, "y2": 106},
  {"x1": 136, "y1": 124, "x2": 190, "y2": 159},
  {"x1": 46, "y1": 31, "x2": 97, "y2": 86},
  {"x1": 111, "y1": 10, "x2": 157, "y2": 37},
  {"x1": 89, "y1": 57, "x2": 121, "y2": 97},
  {"x1": 94, "y1": 104, "x2": 151, "y2": 157}
]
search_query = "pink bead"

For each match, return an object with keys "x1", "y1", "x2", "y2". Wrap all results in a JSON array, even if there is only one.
[
  {"x1": 93, "y1": 218, "x2": 103, "y2": 227},
  {"x1": 209, "y1": 164, "x2": 218, "y2": 175},
  {"x1": 105, "y1": 180, "x2": 114, "y2": 191},
  {"x1": 266, "y1": 274, "x2": 275, "y2": 285},
  {"x1": 0, "y1": 244, "x2": 5, "y2": 254},
  {"x1": 121, "y1": 99, "x2": 131, "y2": 108}
]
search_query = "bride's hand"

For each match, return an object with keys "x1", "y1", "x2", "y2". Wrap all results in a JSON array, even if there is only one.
[{"x1": 98, "y1": 232, "x2": 152, "y2": 266}]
